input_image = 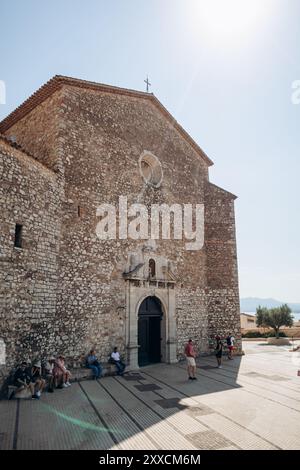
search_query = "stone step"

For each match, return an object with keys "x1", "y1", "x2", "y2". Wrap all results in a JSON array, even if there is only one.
[
  {"x1": 6, "y1": 363, "x2": 120, "y2": 399},
  {"x1": 69, "y1": 362, "x2": 118, "y2": 382},
  {"x1": 8, "y1": 385, "x2": 32, "y2": 400}
]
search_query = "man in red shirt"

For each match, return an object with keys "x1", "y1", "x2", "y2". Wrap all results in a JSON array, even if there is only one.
[{"x1": 184, "y1": 339, "x2": 197, "y2": 380}]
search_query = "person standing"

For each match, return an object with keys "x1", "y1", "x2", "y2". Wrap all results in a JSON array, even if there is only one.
[
  {"x1": 226, "y1": 334, "x2": 235, "y2": 360},
  {"x1": 215, "y1": 336, "x2": 223, "y2": 368},
  {"x1": 184, "y1": 339, "x2": 197, "y2": 380}
]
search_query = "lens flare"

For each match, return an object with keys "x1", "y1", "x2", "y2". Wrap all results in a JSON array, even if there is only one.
[{"x1": 193, "y1": 0, "x2": 271, "y2": 43}]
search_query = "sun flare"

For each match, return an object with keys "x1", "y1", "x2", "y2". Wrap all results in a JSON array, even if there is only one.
[{"x1": 194, "y1": 0, "x2": 270, "y2": 42}]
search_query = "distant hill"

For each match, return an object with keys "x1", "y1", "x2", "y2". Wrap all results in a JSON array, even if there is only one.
[{"x1": 240, "y1": 298, "x2": 300, "y2": 313}]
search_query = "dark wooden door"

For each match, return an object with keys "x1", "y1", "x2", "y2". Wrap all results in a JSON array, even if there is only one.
[
  {"x1": 138, "y1": 297, "x2": 162, "y2": 366},
  {"x1": 138, "y1": 317, "x2": 149, "y2": 366}
]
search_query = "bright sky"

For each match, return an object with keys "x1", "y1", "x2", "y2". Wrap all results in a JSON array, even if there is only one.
[{"x1": 0, "y1": 0, "x2": 299, "y2": 301}]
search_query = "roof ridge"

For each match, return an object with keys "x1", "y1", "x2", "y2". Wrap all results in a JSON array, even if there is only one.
[
  {"x1": 54, "y1": 75, "x2": 154, "y2": 97},
  {"x1": 0, "y1": 75, "x2": 213, "y2": 166}
]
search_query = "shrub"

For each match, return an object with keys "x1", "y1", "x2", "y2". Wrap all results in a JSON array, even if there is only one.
[
  {"x1": 242, "y1": 331, "x2": 262, "y2": 338},
  {"x1": 265, "y1": 331, "x2": 286, "y2": 338},
  {"x1": 242, "y1": 331, "x2": 287, "y2": 338}
]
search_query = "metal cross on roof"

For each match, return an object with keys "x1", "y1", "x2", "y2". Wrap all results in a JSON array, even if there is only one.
[{"x1": 144, "y1": 76, "x2": 151, "y2": 93}]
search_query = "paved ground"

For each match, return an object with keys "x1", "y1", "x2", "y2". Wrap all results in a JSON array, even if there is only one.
[{"x1": 1, "y1": 340, "x2": 300, "y2": 450}]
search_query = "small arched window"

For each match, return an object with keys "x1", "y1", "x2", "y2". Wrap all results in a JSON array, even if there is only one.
[{"x1": 149, "y1": 259, "x2": 156, "y2": 278}]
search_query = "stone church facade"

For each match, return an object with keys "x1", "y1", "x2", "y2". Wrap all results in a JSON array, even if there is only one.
[{"x1": 0, "y1": 76, "x2": 240, "y2": 383}]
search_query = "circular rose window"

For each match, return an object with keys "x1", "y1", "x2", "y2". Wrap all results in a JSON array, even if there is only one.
[{"x1": 139, "y1": 151, "x2": 163, "y2": 188}]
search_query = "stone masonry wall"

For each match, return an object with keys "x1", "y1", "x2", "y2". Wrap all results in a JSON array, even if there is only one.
[
  {"x1": 0, "y1": 140, "x2": 61, "y2": 386},
  {"x1": 5, "y1": 89, "x2": 64, "y2": 174},
  {"x1": 176, "y1": 287, "x2": 208, "y2": 358},
  {"x1": 0, "y1": 80, "x2": 241, "y2": 380},
  {"x1": 54, "y1": 85, "x2": 210, "y2": 362},
  {"x1": 205, "y1": 182, "x2": 241, "y2": 350}
]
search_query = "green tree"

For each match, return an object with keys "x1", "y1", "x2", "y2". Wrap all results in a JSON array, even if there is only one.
[
  {"x1": 256, "y1": 305, "x2": 269, "y2": 328},
  {"x1": 256, "y1": 304, "x2": 293, "y2": 338}
]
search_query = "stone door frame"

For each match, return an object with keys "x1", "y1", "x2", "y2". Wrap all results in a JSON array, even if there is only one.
[{"x1": 125, "y1": 279, "x2": 177, "y2": 370}]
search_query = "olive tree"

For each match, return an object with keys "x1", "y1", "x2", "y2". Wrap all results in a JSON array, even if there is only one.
[{"x1": 256, "y1": 304, "x2": 293, "y2": 338}]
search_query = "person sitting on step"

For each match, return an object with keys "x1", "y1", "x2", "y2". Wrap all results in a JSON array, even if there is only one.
[
  {"x1": 30, "y1": 360, "x2": 46, "y2": 399},
  {"x1": 86, "y1": 349, "x2": 102, "y2": 379},
  {"x1": 13, "y1": 361, "x2": 36, "y2": 399},
  {"x1": 110, "y1": 347, "x2": 126, "y2": 376},
  {"x1": 53, "y1": 355, "x2": 71, "y2": 388},
  {"x1": 44, "y1": 356, "x2": 56, "y2": 392}
]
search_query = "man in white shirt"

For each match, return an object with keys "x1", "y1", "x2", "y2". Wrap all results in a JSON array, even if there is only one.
[{"x1": 111, "y1": 347, "x2": 126, "y2": 376}]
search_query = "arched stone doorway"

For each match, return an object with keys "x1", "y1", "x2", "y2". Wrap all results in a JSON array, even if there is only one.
[
  {"x1": 123, "y1": 251, "x2": 178, "y2": 369},
  {"x1": 138, "y1": 297, "x2": 163, "y2": 366}
]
